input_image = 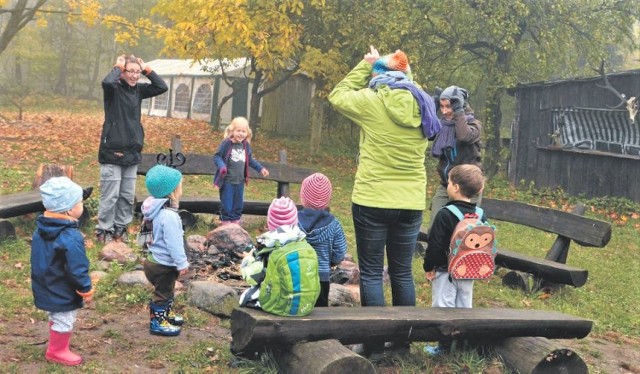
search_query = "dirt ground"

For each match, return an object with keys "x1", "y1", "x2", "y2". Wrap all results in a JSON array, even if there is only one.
[{"x1": 1, "y1": 304, "x2": 639, "y2": 373}]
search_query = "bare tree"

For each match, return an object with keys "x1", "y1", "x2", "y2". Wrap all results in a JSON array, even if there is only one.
[{"x1": 0, "y1": 0, "x2": 48, "y2": 55}]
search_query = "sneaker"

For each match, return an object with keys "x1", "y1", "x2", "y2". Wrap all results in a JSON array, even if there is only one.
[{"x1": 424, "y1": 345, "x2": 442, "y2": 356}]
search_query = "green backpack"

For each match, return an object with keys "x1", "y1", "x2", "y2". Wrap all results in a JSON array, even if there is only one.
[{"x1": 258, "y1": 240, "x2": 320, "y2": 317}]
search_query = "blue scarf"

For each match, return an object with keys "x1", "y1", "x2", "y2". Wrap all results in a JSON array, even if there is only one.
[{"x1": 369, "y1": 72, "x2": 441, "y2": 139}]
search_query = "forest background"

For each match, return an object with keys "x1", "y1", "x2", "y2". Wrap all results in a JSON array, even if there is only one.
[{"x1": 1, "y1": 0, "x2": 640, "y2": 373}]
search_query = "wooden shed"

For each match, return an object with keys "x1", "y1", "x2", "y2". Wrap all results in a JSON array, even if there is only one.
[
  {"x1": 140, "y1": 58, "x2": 252, "y2": 124},
  {"x1": 508, "y1": 69, "x2": 640, "y2": 202},
  {"x1": 260, "y1": 74, "x2": 314, "y2": 137}
]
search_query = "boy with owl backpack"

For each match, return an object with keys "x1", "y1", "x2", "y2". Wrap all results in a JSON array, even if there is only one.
[{"x1": 422, "y1": 164, "x2": 496, "y2": 355}]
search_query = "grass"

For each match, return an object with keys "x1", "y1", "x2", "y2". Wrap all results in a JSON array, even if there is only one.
[{"x1": 1, "y1": 107, "x2": 639, "y2": 372}]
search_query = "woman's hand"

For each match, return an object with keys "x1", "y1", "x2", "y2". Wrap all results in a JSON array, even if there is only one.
[{"x1": 364, "y1": 45, "x2": 379, "y2": 65}]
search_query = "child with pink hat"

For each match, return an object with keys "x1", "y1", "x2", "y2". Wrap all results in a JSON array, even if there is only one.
[{"x1": 298, "y1": 173, "x2": 347, "y2": 307}]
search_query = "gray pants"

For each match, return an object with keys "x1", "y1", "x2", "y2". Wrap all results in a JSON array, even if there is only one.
[
  {"x1": 48, "y1": 310, "x2": 78, "y2": 333},
  {"x1": 428, "y1": 184, "x2": 483, "y2": 230},
  {"x1": 96, "y1": 164, "x2": 138, "y2": 232},
  {"x1": 431, "y1": 271, "x2": 473, "y2": 308}
]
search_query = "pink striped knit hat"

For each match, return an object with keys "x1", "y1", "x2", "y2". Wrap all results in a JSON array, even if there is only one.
[
  {"x1": 267, "y1": 197, "x2": 298, "y2": 231},
  {"x1": 300, "y1": 173, "x2": 332, "y2": 210}
]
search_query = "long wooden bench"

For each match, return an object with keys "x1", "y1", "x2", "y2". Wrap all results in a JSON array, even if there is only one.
[
  {"x1": 0, "y1": 186, "x2": 94, "y2": 242},
  {"x1": 230, "y1": 306, "x2": 592, "y2": 353},
  {"x1": 138, "y1": 138, "x2": 314, "y2": 198},
  {"x1": 419, "y1": 198, "x2": 612, "y2": 290}
]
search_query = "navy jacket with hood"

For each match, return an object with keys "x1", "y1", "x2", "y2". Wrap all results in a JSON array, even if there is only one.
[{"x1": 31, "y1": 214, "x2": 92, "y2": 312}]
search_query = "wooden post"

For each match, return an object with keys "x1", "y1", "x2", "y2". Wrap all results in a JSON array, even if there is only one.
[
  {"x1": 277, "y1": 150, "x2": 289, "y2": 197},
  {"x1": 171, "y1": 136, "x2": 183, "y2": 153},
  {"x1": 492, "y1": 337, "x2": 588, "y2": 374},
  {"x1": 276, "y1": 339, "x2": 375, "y2": 374},
  {"x1": 0, "y1": 219, "x2": 16, "y2": 243},
  {"x1": 309, "y1": 96, "x2": 323, "y2": 155},
  {"x1": 545, "y1": 203, "x2": 586, "y2": 264}
]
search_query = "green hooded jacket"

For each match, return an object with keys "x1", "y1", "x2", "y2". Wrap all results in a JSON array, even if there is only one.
[{"x1": 328, "y1": 60, "x2": 429, "y2": 210}]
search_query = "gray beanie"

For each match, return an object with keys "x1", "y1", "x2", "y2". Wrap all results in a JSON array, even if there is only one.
[{"x1": 39, "y1": 176, "x2": 83, "y2": 213}]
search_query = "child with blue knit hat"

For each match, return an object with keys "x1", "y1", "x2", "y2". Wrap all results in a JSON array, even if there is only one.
[
  {"x1": 32, "y1": 176, "x2": 93, "y2": 366},
  {"x1": 141, "y1": 165, "x2": 189, "y2": 337}
]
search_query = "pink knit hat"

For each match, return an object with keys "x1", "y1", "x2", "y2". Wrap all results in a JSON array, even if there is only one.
[
  {"x1": 300, "y1": 173, "x2": 332, "y2": 210},
  {"x1": 267, "y1": 197, "x2": 298, "y2": 231}
]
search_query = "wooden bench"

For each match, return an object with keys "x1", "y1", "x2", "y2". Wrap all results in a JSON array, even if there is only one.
[
  {"x1": 231, "y1": 306, "x2": 592, "y2": 373},
  {"x1": 419, "y1": 198, "x2": 612, "y2": 290},
  {"x1": 138, "y1": 138, "x2": 314, "y2": 196},
  {"x1": 0, "y1": 186, "x2": 93, "y2": 242}
]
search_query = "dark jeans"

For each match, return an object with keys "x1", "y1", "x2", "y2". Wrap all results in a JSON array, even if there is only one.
[
  {"x1": 315, "y1": 281, "x2": 330, "y2": 307},
  {"x1": 219, "y1": 182, "x2": 244, "y2": 222},
  {"x1": 143, "y1": 260, "x2": 179, "y2": 303},
  {"x1": 352, "y1": 203, "x2": 422, "y2": 307}
]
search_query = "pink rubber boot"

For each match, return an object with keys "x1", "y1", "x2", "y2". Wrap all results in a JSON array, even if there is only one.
[{"x1": 45, "y1": 329, "x2": 83, "y2": 366}]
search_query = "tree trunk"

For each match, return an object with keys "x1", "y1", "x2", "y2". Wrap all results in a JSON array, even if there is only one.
[
  {"x1": 309, "y1": 96, "x2": 324, "y2": 155},
  {"x1": 492, "y1": 337, "x2": 588, "y2": 374},
  {"x1": 276, "y1": 339, "x2": 375, "y2": 374}
]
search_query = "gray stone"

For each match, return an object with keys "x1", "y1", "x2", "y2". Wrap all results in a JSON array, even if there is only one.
[
  {"x1": 187, "y1": 280, "x2": 238, "y2": 317},
  {"x1": 186, "y1": 235, "x2": 207, "y2": 251},
  {"x1": 205, "y1": 225, "x2": 252, "y2": 256},
  {"x1": 99, "y1": 241, "x2": 138, "y2": 264},
  {"x1": 117, "y1": 270, "x2": 152, "y2": 288},
  {"x1": 329, "y1": 283, "x2": 359, "y2": 307}
]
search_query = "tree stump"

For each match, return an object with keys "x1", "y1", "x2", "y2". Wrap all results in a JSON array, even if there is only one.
[
  {"x1": 276, "y1": 339, "x2": 375, "y2": 374},
  {"x1": 492, "y1": 337, "x2": 588, "y2": 374},
  {"x1": 32, "y1": 163, "x2": 74, "y2": 189}
]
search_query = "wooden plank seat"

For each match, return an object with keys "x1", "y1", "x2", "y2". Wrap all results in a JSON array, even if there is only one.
[
  {"x1": 0, "y1": 186, "x2": 93, "y2": 219},
  {"x1": 138, "y1": 151, "x2": 314, "y2": 198},
  {"x1": 134, "y1": 196, "x2": 303, "y2": 216},
  {"x1": 419, "y1": 198, "x2": 612, "y2": 289},
  {"x1": 230, "y1": 306, "x2": 593, "y2": 354}
]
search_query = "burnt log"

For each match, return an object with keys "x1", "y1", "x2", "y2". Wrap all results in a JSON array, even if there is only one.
[
  {"x1": 276, "y1": 339, "x2": 374, "y2": 374},
  {"x1": 135, "y1": 196, "x2": 302, "y2": 216},
  {"x1": 32, "y1": 163, "x2": 74, "y2": 189},
  {"x1": 230, "y1": 306, "x2": 592, "y2": 354},
  {"x1": 492, "y1": 337, "x2": 588, "y2": 374}
]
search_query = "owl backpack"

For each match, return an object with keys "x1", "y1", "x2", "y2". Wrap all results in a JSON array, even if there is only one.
[{"x1": 446, "y1": 205, "x2": 497, "y2": 280}]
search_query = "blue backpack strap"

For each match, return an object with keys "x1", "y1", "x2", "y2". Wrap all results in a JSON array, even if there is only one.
[
  {"x1": 444, "y1": 205, "x2": 464, "y2": 221},
  {"x1": 475, "y1": 206, "x2": 484, "y2": 220}
]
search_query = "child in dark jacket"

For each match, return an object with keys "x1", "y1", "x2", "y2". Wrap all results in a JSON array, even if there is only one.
[
  {"x1": 32, "y1": 177, "x2": 94, "y2": 366},
  {"x1": 142, "y1": 165, "x2": 189, "y2": 337},
  {"x1": 213, "y1": 116, "x2": 269, "y2": 225},
  {"x1": 423, "y1": 164, "x2": 485, "y2": 355},
  {"x1": 297, "y1": 173, "x2": 347, "y2": 307}
]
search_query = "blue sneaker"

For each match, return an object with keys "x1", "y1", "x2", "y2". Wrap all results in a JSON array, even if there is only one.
[{"x1": 424, "y1": 345, "x2": 442, "y2": 356}]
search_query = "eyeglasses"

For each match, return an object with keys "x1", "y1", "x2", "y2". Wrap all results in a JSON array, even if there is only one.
[{"x1": 124, "y1": 69, "x2": 142, "y2": 75}]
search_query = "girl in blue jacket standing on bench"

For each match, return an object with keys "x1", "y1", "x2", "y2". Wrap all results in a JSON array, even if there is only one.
[{"x1": 213, "y1": 117, "x2": 269, "y2": 225}]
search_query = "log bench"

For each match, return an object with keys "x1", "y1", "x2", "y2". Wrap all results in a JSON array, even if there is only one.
[
  {"x1": 0, "y1": 186, "x2": 93, "y2": 242},
  {"x1": 231, "y1": 306, "x2": 592, "y2": 372},
  {"x1": 419, "y1": 198, "x2": 612, "y2": 290}
]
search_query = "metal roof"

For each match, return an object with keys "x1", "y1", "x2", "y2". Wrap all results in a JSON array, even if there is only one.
[{"x1": 145, "y1": 58, "x2": 250, "y2": 77}]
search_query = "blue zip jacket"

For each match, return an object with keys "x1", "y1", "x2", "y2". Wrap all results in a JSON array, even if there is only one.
[
  {"x1": 31, "y1": 214, "x2": 92, "y2": 312},
  {"x1": 298, "y1": 208, "x2": 348, "y2": 282},
  {"x1": 213, "y1": 138, "x2": 265, "y2": 188}
]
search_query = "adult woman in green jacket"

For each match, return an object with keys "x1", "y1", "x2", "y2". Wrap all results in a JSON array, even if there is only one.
[{"x1": 328, "y1": 46, "x2": 439, "y2": 356}]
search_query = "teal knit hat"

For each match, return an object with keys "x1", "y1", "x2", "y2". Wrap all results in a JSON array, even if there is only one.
[{"x1": 145, "y1": 165, "x2": 182, "y2": 198}]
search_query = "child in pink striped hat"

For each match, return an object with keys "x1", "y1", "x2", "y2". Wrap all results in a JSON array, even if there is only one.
[{"x1": 298, "y1": 173, "x2": 347, "y2": 307}]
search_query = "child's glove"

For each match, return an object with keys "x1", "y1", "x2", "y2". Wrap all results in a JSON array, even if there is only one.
[
  {"x1": 433, "y1": 86, "x2": 443, "y2": 113},
  {"x1": 77, "y1": 288, "x2": 95, "y2": 303},
  {"x1": 218, "y1": 166, "x2": 228, "y2": 177}
]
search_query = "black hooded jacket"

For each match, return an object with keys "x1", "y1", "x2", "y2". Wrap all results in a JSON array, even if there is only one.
[{"x1": 99, "y1": 67, "x2": 167, "y2": 166}]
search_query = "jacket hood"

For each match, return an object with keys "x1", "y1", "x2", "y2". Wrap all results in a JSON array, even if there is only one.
[
  {"x1": 379, "y1": 86, "x2": 422, "y2": 129},
  {"x1": 141, "y1": 197, "x2": 169, "y2": 220},
  {"x1": 36, "y1": 215, "x2": 78, "y2": 241},
  {"x1": 298, "y1": 209, "x2": 334, "y2": 233}
]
